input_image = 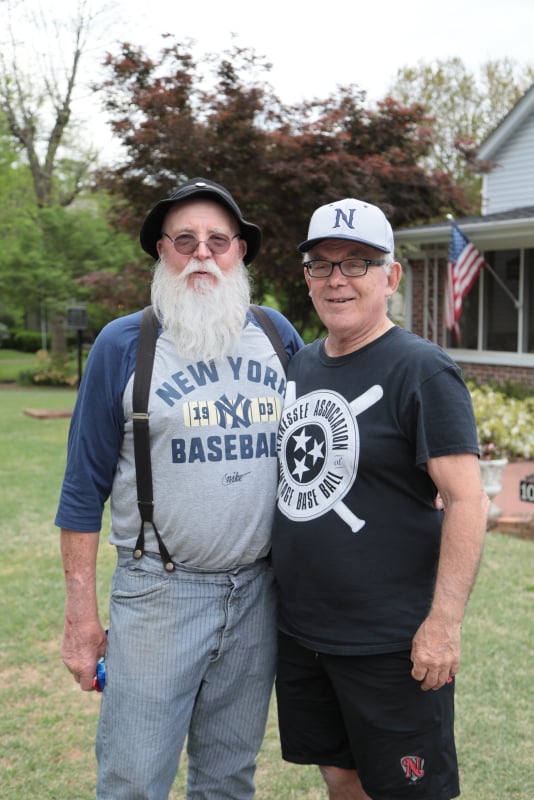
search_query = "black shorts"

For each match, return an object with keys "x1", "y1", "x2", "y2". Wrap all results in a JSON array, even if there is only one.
[{"x1": 275, "y1": 632, "x2": 459, "y2": 800}]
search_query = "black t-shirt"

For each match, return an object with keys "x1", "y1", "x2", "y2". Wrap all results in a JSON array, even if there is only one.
[{"x1": 272, "y1": 326, "x2": 479, "y2": 655}]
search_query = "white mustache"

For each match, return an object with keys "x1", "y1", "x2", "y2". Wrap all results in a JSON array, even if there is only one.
[{"x1": 181, "y1": 258, "x2": 224, "y2": 280}]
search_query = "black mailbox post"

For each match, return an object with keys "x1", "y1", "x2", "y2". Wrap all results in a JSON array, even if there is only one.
[{"x1": 67, "y1": 306, "x2": 88, "y2": 388}]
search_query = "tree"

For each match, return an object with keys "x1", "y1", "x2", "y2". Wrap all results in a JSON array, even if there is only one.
[
  {"x1": 93, "y1": 39, "x2": 472, "y2": 336},
  {"x1": 0, "y1": 1, "x2": 132, "y2": 353},
  {"x1": 0, "y1": 186, "x2": 140, "y2": 339},
  {"x1": 389, "y1": 57, "x2": 534, "y2": 208},
  {"x1": 0, "y1": 113, "x2": 34, "y2": 328},
  {"x1": 0, "y1": 0, "x2": 98, "y2": 207}
]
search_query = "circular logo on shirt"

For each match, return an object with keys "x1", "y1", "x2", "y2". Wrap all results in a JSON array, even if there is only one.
[{"x1": 277, "y1": 385, "x2": 383, "y2": 532}]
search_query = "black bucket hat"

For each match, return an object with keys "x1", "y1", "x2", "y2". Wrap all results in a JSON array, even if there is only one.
[{"x1": 139, "y1": 177, "x2": 262, "y2": 264}]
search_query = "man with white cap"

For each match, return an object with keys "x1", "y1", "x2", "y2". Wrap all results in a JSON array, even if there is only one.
[
  {"x1": 56, "y1": 177, "x2": 302, "y2": 799},
  {"x1": 271, "y1": 198, "x2": 489, "y2": 799}
]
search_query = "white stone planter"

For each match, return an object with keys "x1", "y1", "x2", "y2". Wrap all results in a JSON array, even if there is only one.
[{"x1": 480, "y1": 457, "x2": 508, "y2": 517}]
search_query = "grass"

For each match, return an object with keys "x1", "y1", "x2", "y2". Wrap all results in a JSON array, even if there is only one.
[
  {"x1": 0, "y1": 386, "x2": 533, "y2": 799},
  {"x1": 0, "y1": 349, "x2": 37, "y2": 381},
  {"x1": 0, "y1": 348, "x2": 82, "y2": 385}
]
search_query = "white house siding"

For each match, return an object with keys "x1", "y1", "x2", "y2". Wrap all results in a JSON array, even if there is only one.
[{"x1": 482, "y1": 110, "x2": 534, "y2": 214}]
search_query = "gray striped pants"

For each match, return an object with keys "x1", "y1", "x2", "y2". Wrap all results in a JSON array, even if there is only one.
[{"x1": 96, "y1": 549, "x2": 276, "y2": 799}]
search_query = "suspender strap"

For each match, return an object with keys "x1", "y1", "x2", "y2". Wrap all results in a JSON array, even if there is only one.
[
  {"x1": 249, "y1": 304, "x2": 288, "y2": 375},
  {"x1": 132, "y1": 306, "x2": 174, "y2": 571}
]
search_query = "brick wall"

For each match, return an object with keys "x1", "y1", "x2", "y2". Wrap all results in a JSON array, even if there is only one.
[{"x1": 459, "y1": 363, "x2": 534, "y2": 389}]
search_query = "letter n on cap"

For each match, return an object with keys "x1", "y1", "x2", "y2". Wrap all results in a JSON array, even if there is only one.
[{"x1": 334, "y1": 208, "x2": 356, "y2": 230}]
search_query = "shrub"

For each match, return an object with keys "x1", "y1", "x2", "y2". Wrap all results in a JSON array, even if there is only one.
[
  {"x1": 18, "y1": 350, "x2": 78, "y2": 387},
  {"x1": 10, "y1": 329, "x2": 49, "y2": 352},
  {"x1": 468, "y1": 381, "x2": 534, "y2": 461}
]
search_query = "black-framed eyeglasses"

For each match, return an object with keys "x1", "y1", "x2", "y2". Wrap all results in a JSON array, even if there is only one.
[
  {"x1": 161, "y1": 231, "x2": 240, "y2": 255},
  {"x1": 303, "y1": 257, "x2": 386, "y2": 278}
]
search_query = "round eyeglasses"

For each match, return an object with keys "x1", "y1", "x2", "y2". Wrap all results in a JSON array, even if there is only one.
[
  {"x1": 304, "y1": 258, "x2": 386, "y2": 278},
  {"x1": 161, "y1": 231, "x2": 240, "y2": 255}
]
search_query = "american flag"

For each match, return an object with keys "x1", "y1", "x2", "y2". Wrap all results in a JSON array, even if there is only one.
[{"x1": 444, "y1": 221, "x2": 486, "y2": 341}]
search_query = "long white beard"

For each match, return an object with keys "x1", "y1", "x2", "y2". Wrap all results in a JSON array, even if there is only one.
[{"x1": 150, "y1": 255, "x2": 251, "y2": 361}]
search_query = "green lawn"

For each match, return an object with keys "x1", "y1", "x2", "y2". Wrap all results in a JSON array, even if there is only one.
[
  {"x1": 0, "y1": 349, "x2": 37, "y2": 381},
  {"x1": 0, "y1": 386, "x2": 532, "y2": 799}
]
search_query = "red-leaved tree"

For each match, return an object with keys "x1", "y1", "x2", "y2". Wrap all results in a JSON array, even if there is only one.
[{"x1": 91, "y1": 38, "x2": 473, "y2": 336}]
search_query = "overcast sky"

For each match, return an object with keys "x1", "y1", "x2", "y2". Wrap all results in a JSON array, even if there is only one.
[
  {"x1": 108, "y1": 0, "x2": 534, "y2": 103},
  {"x1": 6, "y1": 0, "x2": 534, "y2": 160}
]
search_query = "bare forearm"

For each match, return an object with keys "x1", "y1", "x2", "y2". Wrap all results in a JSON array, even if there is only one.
[
  {"x1": 61, "y1": 528, "x2": 100, "y2": 622},
  {"x1": 412, "y1": 453, "x2": 489, "y2": 690},
  {"x1": 411, "y1": 496, "x2": 488, "y2": 690},
  {"x1": 429, "y1": 496, "x2": 488, "y2": 624},
  {"x1": 60, "y1": 529, "x2": 106, "y2": 690}
]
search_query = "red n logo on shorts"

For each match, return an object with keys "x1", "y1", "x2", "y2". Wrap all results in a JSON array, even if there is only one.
[{"x1": 400, "y1": 755, "x2": 425, "y2": 782}]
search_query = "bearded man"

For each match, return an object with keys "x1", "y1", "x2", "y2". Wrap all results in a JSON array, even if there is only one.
[{"x1": 56, "y1": 178, "x2": 302, "y2": 800}]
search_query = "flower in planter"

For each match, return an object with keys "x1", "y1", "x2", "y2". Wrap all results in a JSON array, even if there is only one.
[{"x1": 479, "y1": 441, "x2": 506, "y2": 461}]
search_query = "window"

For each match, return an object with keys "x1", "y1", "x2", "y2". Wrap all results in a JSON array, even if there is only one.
[
  {"x1": 448, "y1": 249, "x2": 534, "y2": 352},
  {"x1": 525, "y1": 250, "x2": 534, "y2": 351}
]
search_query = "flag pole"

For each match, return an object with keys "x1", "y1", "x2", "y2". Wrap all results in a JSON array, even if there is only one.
[{"x1": 446, "y1": 215, "x2": 521, "y2": 310}]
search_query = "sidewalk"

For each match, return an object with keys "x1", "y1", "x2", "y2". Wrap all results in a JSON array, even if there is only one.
[{"x1": 489, "y1": 460, "x2": 534, "y2": 539}]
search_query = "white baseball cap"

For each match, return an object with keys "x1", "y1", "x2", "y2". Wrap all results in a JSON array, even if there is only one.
[{"x1": 298, "y1": 198, "x2": 394, "y2": 254}]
